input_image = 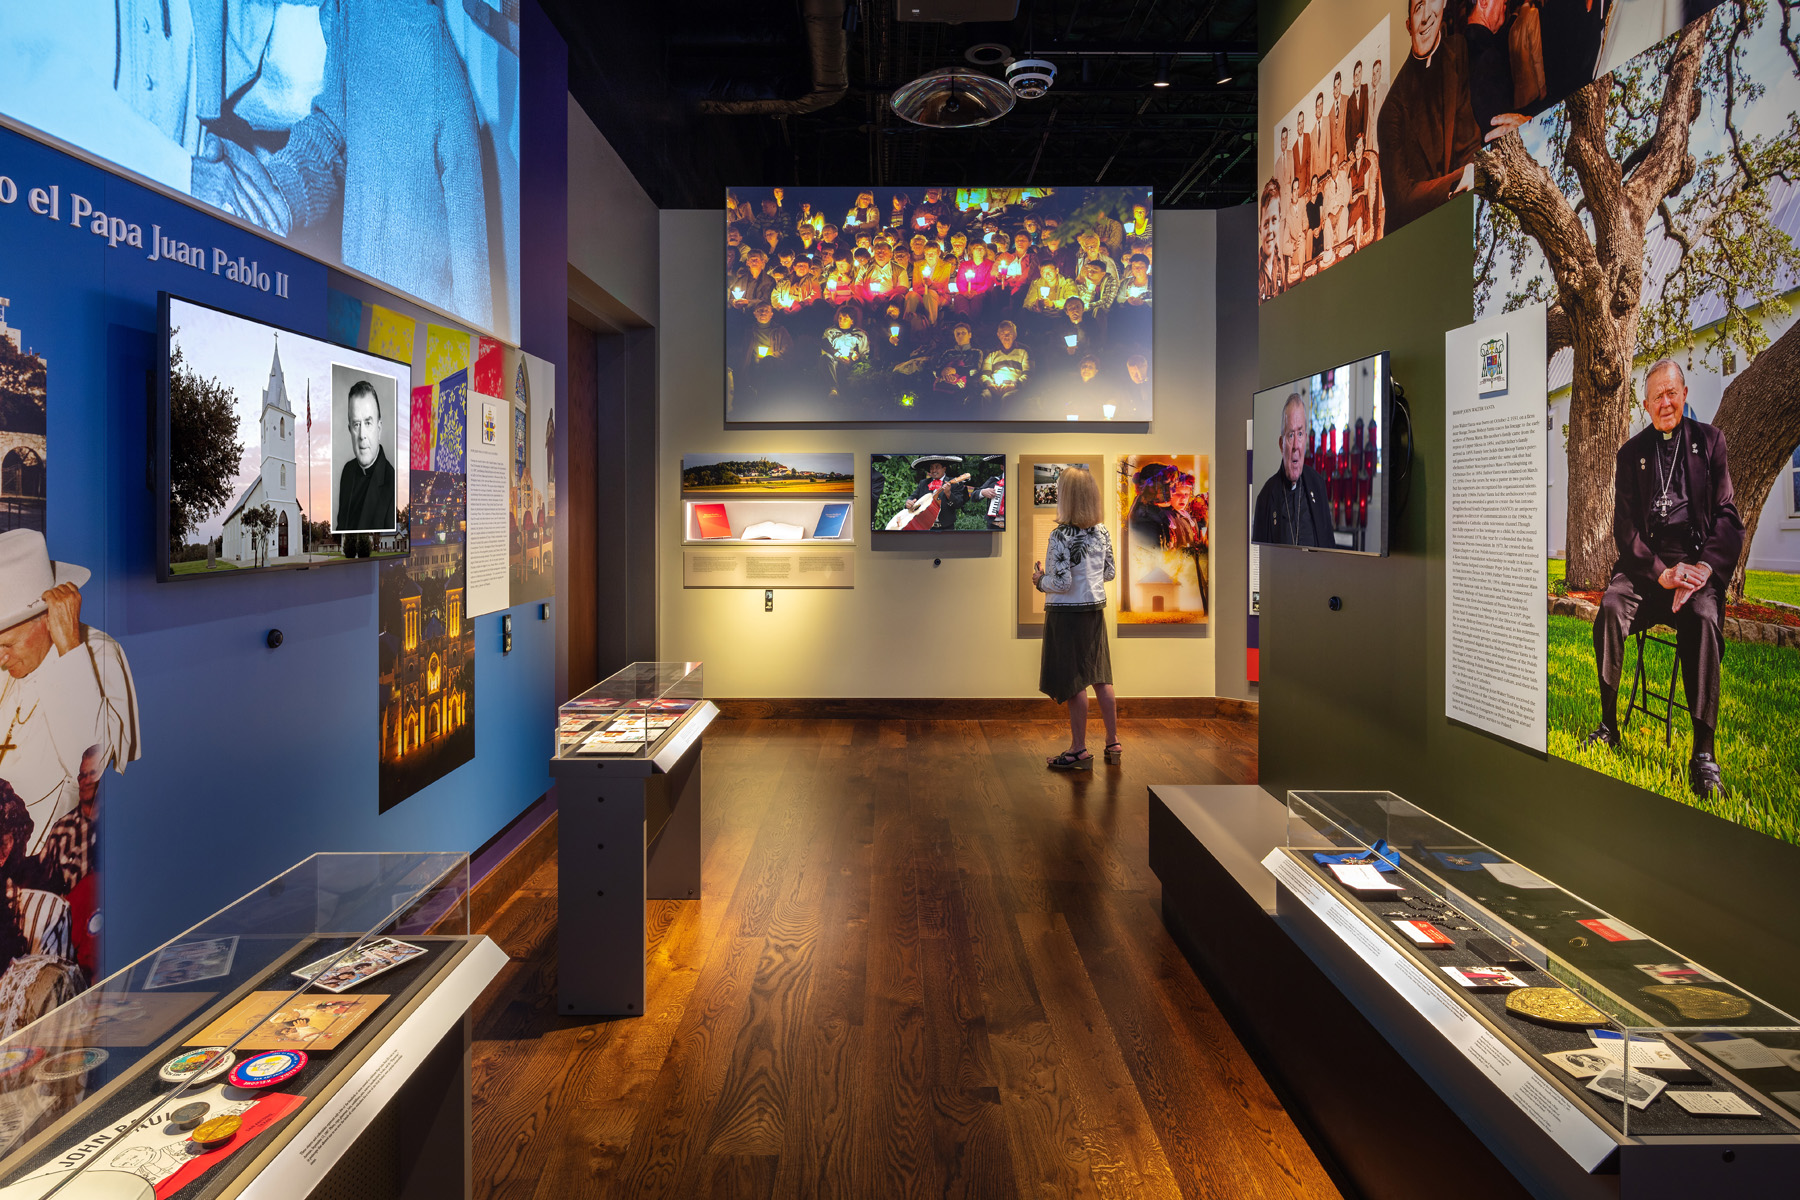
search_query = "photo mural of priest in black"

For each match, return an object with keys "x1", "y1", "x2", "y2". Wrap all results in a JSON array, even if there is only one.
[
  {"x1": 1477, "y1": 3, "x2": 1800, "y2": 845},
  {"x1": 0, "y1": 530, "x2": 141, "y2": 1034},
  {"x1": 1581, "y1": 360, "x2": 1741, "y2": 799}
]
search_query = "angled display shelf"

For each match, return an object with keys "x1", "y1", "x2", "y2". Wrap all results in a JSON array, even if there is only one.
[
  {"x1": 0, "y1": 852, "x2": 505, "y2": 1199},
  {"x1": 555, "y1": 661, "x2": 708, "y2": 758},
  {"x1": 1268, "y1": 790, "x2": 1800, "y2": 1184}
]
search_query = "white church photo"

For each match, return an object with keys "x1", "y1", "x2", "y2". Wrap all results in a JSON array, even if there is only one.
[{"x1": 220, "y1": 339, "x2": 307, "y2": 565}]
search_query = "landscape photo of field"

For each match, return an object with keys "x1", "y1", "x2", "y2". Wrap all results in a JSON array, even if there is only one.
[{"x1": 680, "y1": 453, "x2": 855, "y2": 493}]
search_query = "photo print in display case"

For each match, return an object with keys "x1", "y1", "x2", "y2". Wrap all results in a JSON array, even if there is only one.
[
  {"x1": 1019, "y1": 456, "x2": 1103, "y2": 626},
  {"x1": 1251, "y1": 352, "x2": 1390, "y2": 555},
  {"x1": 0, "y1": 1, "x2": 524, "y2": 340},
  {"x1": 1116, "y1": 456, "x2": 1208, "y2": 624},
  {"x1": 160, "y1": 295, "x2": 414, "y2": 579},
  {"x1": 1470, "y1": 7, "x2": 1800, "y2": 843},
  {"x1": 871, "y1": 455, "x2": 1005, "y2": 532},
  {"x1": 725, "y1": 186, "x2": 1152, "y2": 422},
  {"x1": 1256, "y1": 0, "x2": 1732, "y2": 304}
]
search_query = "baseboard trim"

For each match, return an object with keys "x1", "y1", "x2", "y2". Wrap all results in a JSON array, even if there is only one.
[
  {"x1": 712, "y1": 696, "x2": 1257, "y2": 721},
  {"x1": 467, "y1": 810, "x2": 559, "y2": 930}
]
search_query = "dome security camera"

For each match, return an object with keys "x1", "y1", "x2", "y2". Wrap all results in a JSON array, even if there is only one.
[{"x1": 1006, "y1": 58, "x2": 1056, "y2": 100}]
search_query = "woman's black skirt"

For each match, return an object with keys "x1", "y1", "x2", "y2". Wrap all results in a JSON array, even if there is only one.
[{"x1": 1039, "y1": 604, "x2": 1112, "y2": 704}]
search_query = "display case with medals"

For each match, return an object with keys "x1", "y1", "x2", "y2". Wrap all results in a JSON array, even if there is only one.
[
  {"x1": 555, "y1": 661, "x2": 709, "y2": 758},
  {"x1": 0, "y1": 852, "x2": 505, "y2": 1199},
  {"x1": 1274, "y1": 790, "x2": 1800, "y2": 1157}
]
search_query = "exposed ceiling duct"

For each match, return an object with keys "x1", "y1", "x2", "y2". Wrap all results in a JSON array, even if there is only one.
[{"x1": 696, "y1": 0, "x2": 850, "y2": 115}]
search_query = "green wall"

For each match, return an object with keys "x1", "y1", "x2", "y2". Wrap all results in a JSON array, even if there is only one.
[{"x1": 1254, "y1": 173, "x2": 1800, "y2": 1012}]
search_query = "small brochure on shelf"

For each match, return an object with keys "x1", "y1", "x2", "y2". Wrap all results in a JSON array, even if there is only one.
[
  {"x1": 1668, "y1": 1091, "x2": 1761, "y2": 1117},
  {"x1": 1326, "y1": 863, "x2": 1401, "y2": 891},
  {"x1": 1442, "y1": 964, "x2": 1529, "y2": 991},
  {"x1": 694, "y1": 504, "x2": 732, "y2": 539},
  {"x1": 812, "y1": 503, "x2": 851, "y2": 539}
]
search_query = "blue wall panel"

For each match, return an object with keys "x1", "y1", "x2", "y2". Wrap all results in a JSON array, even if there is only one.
[{"x1": 0, "y1": 0, "x2": 566, "y2": 972}]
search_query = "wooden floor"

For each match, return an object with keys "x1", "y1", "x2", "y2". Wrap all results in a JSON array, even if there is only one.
[{"x1": 468, "y1": 717, "x2": 1341, "y2": 1200}]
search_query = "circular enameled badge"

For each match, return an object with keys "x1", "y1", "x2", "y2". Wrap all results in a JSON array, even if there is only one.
[
  {"x1": 226, "y1": 1049, "x2": 306, "y2": 1089},
  {"x1": 158, "y1": 1047, "x2": 235, "y2": 1084},
  {"x1": 37, "y1": 1047, "x2": 108, "y2": 1080}
]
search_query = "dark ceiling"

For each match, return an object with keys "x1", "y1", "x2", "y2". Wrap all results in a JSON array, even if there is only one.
[{"x1": 543, "y1": 0, "x2": 1259, "y2": 210}]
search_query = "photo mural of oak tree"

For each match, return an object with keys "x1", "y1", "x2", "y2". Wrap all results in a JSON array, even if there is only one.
[{"x1": 1475, "y1": 1, "x2": 1800, "y2": 598}]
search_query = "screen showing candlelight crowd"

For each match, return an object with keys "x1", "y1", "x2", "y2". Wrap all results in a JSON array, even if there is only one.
[{"x1": 725, "y1": 186, "x2": 1154, "y2": 422}]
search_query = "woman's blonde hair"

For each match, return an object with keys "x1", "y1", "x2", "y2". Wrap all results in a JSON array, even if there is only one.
[{"x1": 1056, "y1": 467, "x2": 1103, "y2": 529}]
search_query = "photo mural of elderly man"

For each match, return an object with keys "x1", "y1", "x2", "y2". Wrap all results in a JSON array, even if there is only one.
[
  {"x1": 1476, "y1": 2, "x2": 1800, "y2": 842},
  {"x1": 0, "y1": 1, "x2": 518, "y2": 336},
  {"x1": 0, "y1": 530, "x2": 140, "y2": 1032}
]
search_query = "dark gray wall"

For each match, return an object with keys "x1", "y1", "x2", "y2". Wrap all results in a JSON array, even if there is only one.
[
  {"x1": 1214, "y1": 204, "x2": 1259, "y2": 701},
  {"x1": 595, "y1": 326, "x2": 659, "y2": 676},
  {"x1": 1255, "y1": 186, "x2": 1800, "y2": 1013}
]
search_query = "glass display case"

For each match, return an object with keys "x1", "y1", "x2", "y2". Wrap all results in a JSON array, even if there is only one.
[
  {"x1": 0, "y1": 852, "x2": 473, "y2": 1198},
  {"x1": 1283, "y1": 790, "x2": 1800, "y2": 1140},
  {"x1": 556, "y1": 661, "x2": 705, "y2": 757}
]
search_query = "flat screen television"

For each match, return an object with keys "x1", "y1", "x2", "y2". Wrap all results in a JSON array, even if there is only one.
[
  {"x1": 871, "y1": 454, "x2": 1006, "y2": 532},
  {"x1": 726, "y1": 185, "x2": 1154, "y2": 423},
  {"x1": 158, "y1": 294, "x2": 413, "y2": 580},
  {"x1": 1251, "y1": 351, "x2": 1391, "y2": 556}
]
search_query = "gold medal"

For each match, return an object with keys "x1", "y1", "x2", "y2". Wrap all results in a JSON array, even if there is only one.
[
  {"x1": 190, "y1": 1113, "x2": 242, "y2": 1149},
  {"x1": 1640, "y1": 985, "x2": 1751, "y2": 1022},
  {"x1": 1504, "y1": 987, "x2": 1608, "y2": 1028}
]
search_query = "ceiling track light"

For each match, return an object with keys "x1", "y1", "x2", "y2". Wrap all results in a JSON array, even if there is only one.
[
  {"x1": 1153, "y1": 56, "x2": 1171, "y2": 88},
  {"x1": 1213, "y1": 52, "x2": 1233, "y2": 85}
]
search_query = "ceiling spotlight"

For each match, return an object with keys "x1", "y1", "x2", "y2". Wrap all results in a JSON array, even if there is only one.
[
  {"x1": 890, "y1": 67, "x2": 1016, "y2": 128},
  {"x1": 1006, "y1": 58, "x2": 1057, "y2": 100},
  {"x1": 964, "y1": 42, "x2": 1011, "y2": 67},
  {"x1": 1153, "y1": 56, "x2": 1171, "y2": 88},
  {"x1": 1214, "y1": 52, "x2": 1233, "y2": 85}
]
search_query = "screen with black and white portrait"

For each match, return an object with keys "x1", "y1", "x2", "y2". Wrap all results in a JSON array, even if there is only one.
[
  {"x1": 330, "y1": 364, "x2": 401, "y2": 534},
  {"x1": 162, "y1": 295, "x2": 412, "y2": 577}
]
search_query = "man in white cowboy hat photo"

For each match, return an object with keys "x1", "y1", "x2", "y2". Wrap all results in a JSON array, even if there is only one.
[{"x1": 0, "y1": 530, "x2": 139, "y2": 853}]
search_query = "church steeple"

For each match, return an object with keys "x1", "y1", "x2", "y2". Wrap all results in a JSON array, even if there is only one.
[{"x1": 264, "y1": 334, "x2": 294, "y2": 415}]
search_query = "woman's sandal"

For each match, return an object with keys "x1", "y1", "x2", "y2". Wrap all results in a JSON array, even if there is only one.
[
  {"x1": 1103, "y1": 742, "x2": 1123, "y2": 765},
  {"x1": 1047, "y1": 749, "x2": 1093, "y2": 771}
]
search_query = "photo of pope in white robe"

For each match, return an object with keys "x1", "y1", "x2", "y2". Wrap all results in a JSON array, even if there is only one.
[{"x1": 0, "y1": 529, "x2": 139, "y2": 1035}]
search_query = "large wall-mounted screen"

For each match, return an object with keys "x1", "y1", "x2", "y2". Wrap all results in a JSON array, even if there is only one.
[
  {"x1": 160, "y1": 294, "x2": 413, "y2": 579},
  {"x1": 0, "y1": 4, "x2": 520, "y2": 339},
  {"x1": 726, "y1": 186, "x2": 1153, "y2": 423}
]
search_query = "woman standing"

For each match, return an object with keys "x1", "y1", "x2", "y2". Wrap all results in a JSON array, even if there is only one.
[{"x1": 1032, "y1": 467, "x2": 1121, "y2": 769}]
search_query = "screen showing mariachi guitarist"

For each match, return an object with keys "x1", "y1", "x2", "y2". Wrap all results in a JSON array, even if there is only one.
[{"x1": 870, "y1": 454, "x2": 1005, "y2": 532}]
